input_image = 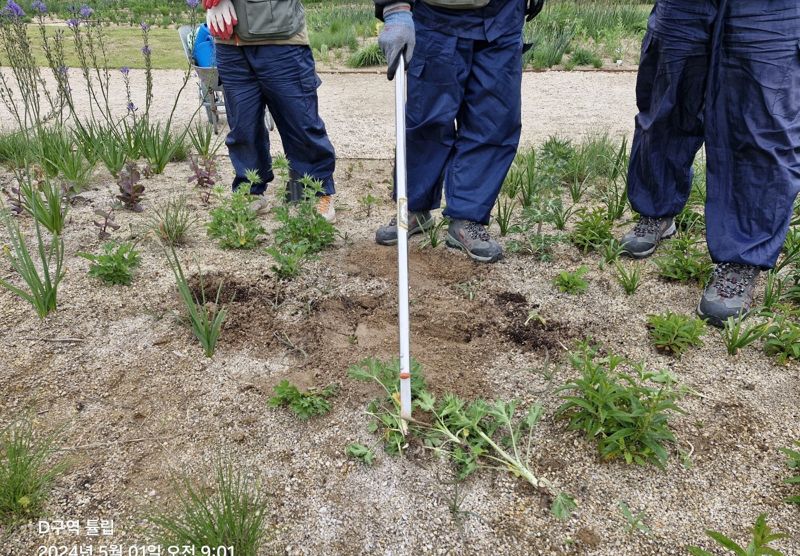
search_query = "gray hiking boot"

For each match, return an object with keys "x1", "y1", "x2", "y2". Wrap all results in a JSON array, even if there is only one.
[
  {"x1": 697, "y1": 263, "x2": 761, "y2": 328},
  {"x1": 446, "y1": 219, "x2": 503, "y2": 263},
  {"x1": 620, "y1": 216, "x2": 677, "y2": 258},
  {"x1": 249, "y1": 195, "x2": 269, "y2": 215},
  {"x1": 375, "y1": 211, "x2": 434, "y2": 246}
]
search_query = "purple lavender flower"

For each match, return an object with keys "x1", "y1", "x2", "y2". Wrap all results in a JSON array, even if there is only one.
[
  {"x1": 78, "y1": 4, "x2": 92, "y2": 18},
  {"x1": 127, "y1": 101, "x2": 137, "y2": 112},
  {"x1": 66, "y1": 17, "x2": 79, "y2": 28},
  {"x1": 120, "y1": 66, "x2": 130, "y2": 76},
  {"x1": 140, "y1": 22, "x2": 150, "y2": 31},
  {"x1": 31, "y1": 0, "x2": 47, "y2": 14},
  {"x1": 186, "y1": 0, "x2": 199, "y2": 8},
  {"x1": 4, "y1": 0, "x2": 25, "y2": 17},
  {"x1": 141, "y1": 45, "x2": 151, "y2": 56}
]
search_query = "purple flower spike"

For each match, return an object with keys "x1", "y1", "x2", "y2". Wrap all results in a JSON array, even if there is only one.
[
  {"x1": 120, "y1": 66, "x2": 130, "y2": 76},
  {"x1": 67, "y1": 17, "x2": 79, "y2": 28},
  {"x1": 78, "y1": 4, "x2": 92, "y2": 18},
  {"x1": 186, "y1": 0, "x2": 199, "y2": 8},
  {"x1": 4, "y1": 0, "x2": 25, "y2": 17},
  {"x1": 141, "y1": 45, "x2": 151, "y2": 56},
  {"x1": 139, "y1": 22, "x2": 150, "y2": 31},
  {"x1": 32, "y1": 0, "x2": 47, "y2": 14},
  {"x1": 127, "y1": 101, "x2": 137, "y2": 112}
]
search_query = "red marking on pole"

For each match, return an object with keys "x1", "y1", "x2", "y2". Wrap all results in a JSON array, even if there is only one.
[{"x1": 399, "y1": 373, "x2": 411, "y2": 379}]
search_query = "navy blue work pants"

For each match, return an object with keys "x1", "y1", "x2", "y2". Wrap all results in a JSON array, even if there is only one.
[
  {"x1": 404, "y1": 22, "x2": 523, "y2": 224},
  {"x1": 216, "y1": 43, "x2": 336, "y2": 195},
  {"x1": 628, "y1": 0, "x2": 800, "y2": 268}
]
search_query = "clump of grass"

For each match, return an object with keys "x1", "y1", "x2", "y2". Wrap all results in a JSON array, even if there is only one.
[
  {"x1": 614, "y1": 262, "x2": 641, "y2": 295},
  {"x1": 0, "y1": 419, "x2": 66, "y2": 525},
  {"x1": 688, "y1": 514, "x2": 788, "y2": 556},
  {"x1": 556, "y1": 342, "x2": 685, "y2": 467},
  {"x1": 553, "y1": 266, "x2": 589, "y2": 294},
  {"x1": 150, "y1": 463, "x2": 269, "y2": 556},
  {"x1": 268, "y1": 380, "x2": 338, "y2": 420},
  {"x1": 568, "y1": 47, "x2": 602, "y2": 68},
  {"x1": 646, "y1": 312, "x2": 705, "y2": 356},
  {"x1": 79, "y1": 242, "x2": 141, "y2": 286},
  {"x1": 149, "y1": 195, "x2": 196, "y2": 246},
  {"x1": 571, "y1": 207, "x2": 614, "y2": 253},
  {"x1": 654, "y1": 234, "x2": 713, "y2": 285},
  {"x1": 721, "y1": 315, "x2": 768, "y2": 356},
  {"x1": 347, "y1": 41, "x2": 385, "y2": 68},
  {"x1": 165, "y1": 248, "x2": 226, "y2": 358}
]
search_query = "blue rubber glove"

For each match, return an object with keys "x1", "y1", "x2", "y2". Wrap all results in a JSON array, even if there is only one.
[{"x1": 378, "y1": 5, "x2": 415, "y2": 81}]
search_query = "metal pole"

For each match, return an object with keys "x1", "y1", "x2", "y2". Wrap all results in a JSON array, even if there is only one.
[{"x1": 395, "y1": 55, "x2": 412, "y2": 423}]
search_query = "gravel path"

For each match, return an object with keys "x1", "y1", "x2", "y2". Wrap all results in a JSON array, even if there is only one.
[{"x1": 0, "y1": 68, "x2": 638, "y2": 158}]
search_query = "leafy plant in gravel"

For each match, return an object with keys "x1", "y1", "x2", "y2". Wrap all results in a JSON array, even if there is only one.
[
  {"x1": 0, "y1": 210, "x2": 65, "y2": 318},
  {"x1": 720, "y1": 315, "x2": 768, "y2": 357},
  {"x1": 688, "y1": 514, "x2": 788, "y2": 556},
  {"x1": 763, "y1": 315, "x2": 800, "y2": 365},
  {"x1": 208, "y1": 185, "x2": 265, "y2": 250},
  {"x1": 93, "y1": 207, "x2": 120, "y2": 240},
  {"x1": 188, "y1": 154, "x2": 218, "y2": 204},
  {"x1": 762, "y1": 270, "x2": 787, "y2": 310},
  {"x1": 599, "y1": 138, "x2": 630, "y2": 222},
  {"x1": 646, "y1": 312, "x2": 705, "y2": 356},
  {"x1": 494, "y1": 195, "x2": 516, "y2": 237},
  {"x1": 79, "y1": 242, "x2": 141, "y2": 286},
  {"x1": 150, "y1": 462, "x2": 269, "y2": 556},
  {"x1": 116, "y1": 161, "x2": 146, "y2": 212},
  {"x1": 675, "y1": 205, "x2": 705, "y2": 236},
  {"x1": 782, "y1": 440, "x2": 800, "y2": 505},
  {"x1": 266, "y1": 242, "x2": 310, "y2": 280},
  {"x1": 20, "y1": 173, "x2": 67, "y2": 236},
  {"x1": 506, "y1": 232, "x2": 561, "y2": 262},
  {"x1": 420, "y1": 216, "x2": 449, "y2": 249},
  {"x1": 272, "y1": 176, "x2": 335, "y2": 254},
  {"x1": 148, "y1": 195, "x2": 196, "y2": 246},
  {"x1": 553, "y1": 266, "x2": 589, "y2": 294},
  {"x1": 141, "y1": 121, "x2": 188, "y2": 175},
  {"x1": 268, "y1": 380, "x2": 338, "y2": 420},
  {"x1": 345, "y1": 443, "x2": 376, "y2": 466},
  {"x1": 619, "y1": 501, "x2": 650, "y2": 535},
  {"x1": 614, "y1": 262, "x2": 641, "y2": 295},
  {"x1": 556, "y1": 342, "x2": 685, "y2": 467},
  {"x1": 571, "y1": 207, "x2": 613, "y2": 253},
  {"x1": 188, "y1": 120, "x2": 222, "y2": 160},
  {"x1": 654, "y1": 234, "x2": 713, "y2": 285},
  {"x1": 165, "y1": 247, "x2": 227, "y2": 358},
  {"x1": 0, "y1": 418, "x2": 66, "y2": 526},
  {"x1": 347, "y1": 41, "x2": 386, "y2": 68}
]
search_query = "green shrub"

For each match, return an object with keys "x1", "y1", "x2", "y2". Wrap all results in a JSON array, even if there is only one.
[
  {"x1": 721, "y1": 315, "x2": 768, "y2": 356},
  {"x1": 646, "y1": 312, "x2": 705, "y2": 356},
  {"x1": 207, "y1": 186, "x2": 265, "y2": 250},
  {"x1": 614, "y1": 262, "x2": 641, "y2": 295},
  {"x1": 149, "y1": 195, "x2": 196, "y2": 246},
  {"x1": 80, "y1": 242, "x2": 141, "y2": 286}
]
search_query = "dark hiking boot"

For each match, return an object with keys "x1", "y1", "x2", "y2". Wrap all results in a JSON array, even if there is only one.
[
  {"x1": 620, "y1": 216, "x2": 676, "y2": 258},
  {"x1": 697, "y1": 262, "x2": 761, "y2": 328},
  {"x1": 446, "y1": 219, "x2": 503, "y2": 263},
  {"x1": 375, "y1": 211, "x2": 434, "y2": 246}
]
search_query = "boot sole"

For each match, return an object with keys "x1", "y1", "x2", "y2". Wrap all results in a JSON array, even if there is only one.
[
  {"x1": 696, "y1": 304, "x2": 727, "y2": 329},
  {"x1": 445, "y1": 233, "x2": 503, "y2": 263},
  {"x1": 621, "y1": 222, "x2": 677, "y2": 259},
  {"x1": 375, "y1": 218, "x2": 434, "y2": 246}
]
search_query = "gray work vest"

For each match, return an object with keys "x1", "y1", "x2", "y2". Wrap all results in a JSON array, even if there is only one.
[{"x1": 231, "y1": 0, "x2": 305, "y2": 41}]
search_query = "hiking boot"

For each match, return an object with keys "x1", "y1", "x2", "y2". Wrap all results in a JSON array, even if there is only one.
[
  {"x1": 446, "y1": 219, "x2": 503, "y2": 263},
  {"x1": 697, "y1": 262, "x2": 761, "y2": 328},
  {"x1": 249, "y1": 195, "x2": 269, "y2": 215},
  {"x1": 620, "y1": 216, "x2": 676, "y2": 258},
  {"x1": 375, "y1": 210, "x2": 433, "y2": 246},
  {"x1": 316, "y1": 195, "x2": 336, "y2": 223}
]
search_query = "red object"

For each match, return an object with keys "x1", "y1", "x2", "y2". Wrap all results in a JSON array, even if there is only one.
[{"x1": 203, "y1": 0, "x2": 220, "y2": 9}]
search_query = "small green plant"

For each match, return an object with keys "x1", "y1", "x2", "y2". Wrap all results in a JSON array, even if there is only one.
[
  {"x1": 345, "y1": 443, "x2": 375, "y2": 466},
  {"x1": 0, "y1": 210, "x2": 64, "y2": 318},
  {"x1": 571, "y1": 207, "x2": 613, "y2": 253},
  {"x1": 600, "y1": 238, "x2": 625, "y2": 266},
  {"x1": 79, "y1": 242, "x2": 141, "y2": 286},
  {"x1": 266, "y1": 242, "x2": 310, "y2": 280},
  {"x1": 149, "y1": 195, "x2": 196, "y2": 246},
  {"x1": 763, "y1": 315, "x2": 800, "y2": 364},
  {"x1": 554, "y1": 266, "x2": 589, "y2": 294},
  {"x1": 781, "y1": 440, "x2": 800, "y2": 505},
  {"x1": 614, "y1": 262, "x2": 641, "y2": 295},
  {"x1": 646, "y1": 312, "x2": 705, "y2": 356},
  {"x1": 165, "y1": 248, "x2": 226, "y2": 358},
  {"x1": 506, "y1": 232, "x2": 561, "y2": 262},
  {"x1": 141, "y1": 121, "x2": 187, "y2": 174},
  {"x1": 207, "y1": 183, "x2": 265, "y2": 250},
  {"x1": 150, "y1": 463, "x2": 269, "y2": 556},
  {"x1": 494, "y1": 195, "x2": 516, "y2": 237},
  {"x1": 0, "y1": 419, "x2": 65, "y2": 525},
  {"x1": 454, "y1": 279, "x2": 481, "y2": 301},
  {"x1": 721, "y1": 315, "x2": 768, "y2": 356},
  {"x1": 557, "y1": 343, "x2": 685, "y2": 466},
  {"x1": 187, "y1": 120, "x2": 222, "y2": 159},
  {"x1": 347, "y1": 41, "x2": 386, "y2": 68},
  {"x1": 550, "y1": 200, "x2": 575, "y2": 231},
  {"x1": 654, "y1": 234, "x2": 713, "y2": 285},
  {"x1": 271, "y1": 175, "x2": 335, "y2": 254},
  {"x1": 20, "y1": 174, "x2": 67, "y2": 235},
  {"x1": 358, "y1": 193, "x2": 378, "y2": 217},
  {"x1": 762, "y1": 270, "x2": 786, "y2": 310},
  {"x1": 619, "y1": 501, "x2": 650, "y2": 534},
  {"x1": 688, "y1": 514, "x2": 788, "y2": 556},
  {"x1": 420, "y1": 216, "x2": 448, "y2": 249},
  {"x1": 268, "y1": 380, "x2": 338, "y2": 420}
]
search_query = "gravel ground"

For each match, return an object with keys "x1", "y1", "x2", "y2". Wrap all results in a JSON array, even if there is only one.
[
  {"x1": 0, "y1": 151, "x2": 798, "y2": 555},
  {"x1": 0, "y1": 68, "x2": 638, "y2": 158}
]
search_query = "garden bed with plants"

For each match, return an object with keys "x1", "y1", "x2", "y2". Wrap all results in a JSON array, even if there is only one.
[{"x1": 0, "y1": 1, "x2": 799, "y2": 555}]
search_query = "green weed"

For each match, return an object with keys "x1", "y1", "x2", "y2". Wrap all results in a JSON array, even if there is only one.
[
  {"x1": 782, "y1": 441, "x2": 800, "y2": 505},
  {"x1": 614, "y1": 262, "x2": 641, "y2": 295},
  {"x1": 554, "y1": 266, "x2": 589, "y2": 295},
  {"x1": 654, "y1": 234, "x2": 712, "y2": 285},
  {"x1": 646, "y1": 312, "x2": 705, "y2": 356},
  {"x1": 721, "y1": 315, "x2": 767, "y2": 356},
  {"x1": 571, "y1": 207, "x2": 613, "y2": 253},
  {"x1": 619, "y1": 501, "x2": 650, "y2": 535},
  {"x1": 347, "y1": 42, "x2": 385, "y2": 68},
  {"x1": 345, "y1": 443, "x2": 375, "y2": 466},
  {"x1": 148, "y1": 195, "x2": 196, "y2": 246},
  {"x1": 268, "y1": 380, "x2": 338, "y2": 421},
  {"x1": 688, "y1": 514, "x2": 788, "y2": 556},
  {"x1": 79, "y1": 242, "x2": 141, "y2": 286},
  {"x1": 763, "y1": 315, "x2": 800, "y2": 364},
  {"x1": 494, "y1": 196, "x2": 517, "y2": 237},
  {"x1": 208, "y1": 186, "x2": 265, "y2": 250}
]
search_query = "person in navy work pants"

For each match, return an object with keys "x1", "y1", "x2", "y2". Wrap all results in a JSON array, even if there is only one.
[
  {"x1": 618, "y1": 0, "x2": 800, "y2": 326},
  {"x1": 373, "y1": 0, "x2": 543, "y2": 263}
]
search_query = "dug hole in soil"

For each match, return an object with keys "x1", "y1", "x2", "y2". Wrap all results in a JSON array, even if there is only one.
[{"x1": 0, "y1": 73, "x2": 799, "y2": 555}]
